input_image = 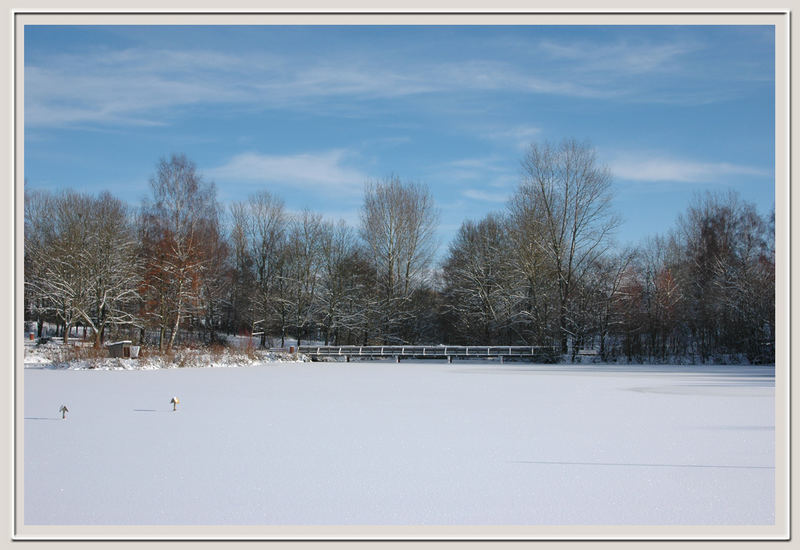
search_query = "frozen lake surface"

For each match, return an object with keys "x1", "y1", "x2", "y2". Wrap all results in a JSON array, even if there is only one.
[{"x1": 23, "y1": 361, "x2": 775, "y2": 526}]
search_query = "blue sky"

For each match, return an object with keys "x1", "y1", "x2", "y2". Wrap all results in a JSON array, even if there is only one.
[{"x1": 24, "y1": 25, "x2": 775, "y2": 253}]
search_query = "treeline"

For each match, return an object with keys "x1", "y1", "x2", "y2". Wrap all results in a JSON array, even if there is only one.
[
  {"x1": 24, "y1": 140, "x2": 775, "y2": 364},
  {"x1": 442, "y1": 141, "x2": 773, "y2": 363},
  {"x1": 24, "y1": 154, "x2": 441, "y2": 351}
]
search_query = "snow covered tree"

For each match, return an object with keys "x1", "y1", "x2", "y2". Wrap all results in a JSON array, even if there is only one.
[
  {"x1": 318, "y1": 220, "x2": 369, "y2": 345},
  {"x1": 612, "y1": 192, "x2": 774, "y2": 364},
  {"x1": 140, "y1": 154, "x2": 220, "y2": 351},
  {"x1": 229, "y1": 191, "x2": 287, "y2": 347},
  {"x1": 510, "y1": 139, "x2": 620, "y2": 354},
  {"x1": 196, "y1": 218, "x2": 232, "y2": 344},
  {"x1": 283, "y1": 210, "x2": 325, "y2": 347},
  {"x1": 574, "y1": 249, "x2": 635, "y2": 360},
  {"x1": 637, "y1": 235, "x2": 685, "y2": 360},
  {"x1": 329, "y1": 246, "x2": 378, "y2": 345},
  {"x1": 359, "y1": 176, "x2": 439, "y2": 343},
  {"x1": 25, "y1": 190, "x2": 140, "y2": 345},
  {"x1": 669, "y1": 191, "x2": 774, "y2": 362},
  {"x1": 38, "y1": 191, "x2": 91, "y2": 342},
  {"x1": 505, "y1": 204, "x2": 561, "y2": 347},
  {"x1": 441, "y1": 213, "x2": 516, "y2": 344},
  {"x1": 24, "y1": 189, "x2": 54, "y2": 338},
  {"x1": 81, "y1": 192, "x2": 141, "y2": 346}
]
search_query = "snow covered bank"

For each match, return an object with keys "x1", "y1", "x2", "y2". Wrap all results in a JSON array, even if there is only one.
[
  {"x1": 23, "y1": 340, "x2": 307, "y2": 370},
  {"x1": 23, "y1": 361, "x2": 774, "y2": 526}
]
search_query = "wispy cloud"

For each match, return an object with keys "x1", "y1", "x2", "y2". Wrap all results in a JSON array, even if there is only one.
[
  {"x1": 25, "y1": 50, "x2": 254, "y2": 127},
  {"x1": 538, "y1": 39, "x2": 697, "y2": 74},
  {"x1": 25, "y1": 28, "x2": 772, "y2": 129},
  {"x1": 485, "y1": 124, "x2": 542, "y2": 149},
  {"x1": 528, "y1": 34, "x2": 771, "y2": 105},
  {"x1": 19, "y1": 43, "x2": 687, "y2": 129},
  {"x1": 426, "y1": 155, "x2": 512, "y2": 185},
  {"x1": 25, "y1": 48, "x2": 619, "y2": 128},
  {"x1": 206, "y1": 150, "x2": 369, "y2": 196},
  {"x1": 444, "y1": 156, "x2": 505, "y2": 171},
  {"x1": 462, "y1": 189, "x2": 509, "y2": 203},
  {"x1": 609, "y1": 153, "x2": 771, "y2": 183}
]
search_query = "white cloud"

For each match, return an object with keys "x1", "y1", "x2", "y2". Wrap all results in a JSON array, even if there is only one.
[
  {"x1": 425, "y1": 156, "x2": 513, "y2": 187},
  {"x1": 462, "y1": 189, "x2": 509, "y2": 203},
  {"x1": 486, "y1": 124, "x2": 542, "y2": 149},
  {"x1": 26, "y1": 47, "x2": 457, "y2": 128},
  {"x1": 25, "y1": 30, "x2": 768, "y2": 129},
  {"x1": 488, "y1": 125, "x2": 541, "y2": 140},
  {"x1": 207, "y1": 150, "x2": 369, "y2": 196},
  {"x1": 609, "y1": 154, "x2": 770, "y2": 183},
  {"x1": 538, "y1": 39, "x2": 696, "y2": 74},
  {"x1": 444, "y1": 156, "x2": 504, "y2": 171},
  {"x1": 25, "y1": 52, "x2": 253, "y2": 127},
  {"x1": 21, "y1": 44, "x2": 658, "y2": 129}
]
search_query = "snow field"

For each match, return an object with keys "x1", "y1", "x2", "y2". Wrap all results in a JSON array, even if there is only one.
[{"x1": 23, "y1": 361, "x2": 775, "y2": 525}]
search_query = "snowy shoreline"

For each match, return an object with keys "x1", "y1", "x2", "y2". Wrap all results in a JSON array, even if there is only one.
[
  {"x1": 23, "y1": 342, "x2": 776, "y2": 372},
  {"x1": 23, "y1": 342, "x2": 308, "y2": 371}
]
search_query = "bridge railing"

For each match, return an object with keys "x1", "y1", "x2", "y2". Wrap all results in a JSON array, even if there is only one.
[{"x1": 296, "y1": 345, "x2": 559, "y2": 362}]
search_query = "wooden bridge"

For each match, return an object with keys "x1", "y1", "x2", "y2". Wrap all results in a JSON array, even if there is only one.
[{"x1": 296, "y1": 345, "x2": 559, "y2": 363}]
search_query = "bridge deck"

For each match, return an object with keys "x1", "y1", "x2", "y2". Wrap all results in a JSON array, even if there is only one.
[{"x1": 297, "y1": 345, "x2": 558, "y2": 362}]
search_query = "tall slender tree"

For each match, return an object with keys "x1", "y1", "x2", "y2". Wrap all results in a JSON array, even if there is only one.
[
  {"x1": 360, "y1": 176, "x2": 438, "y2": 343},
  {"x1": 140, "y1": 154, "x2": 219, "y2": 351},
  {"x1": 283, "y1": 210, "x2": 325, "y2": 347},
  {"x1": 229, "y1": 191, "x2": 287, "y2": 347},
  {"x1": 510, "y1": 139, "x2": 620, "y2": 354}
]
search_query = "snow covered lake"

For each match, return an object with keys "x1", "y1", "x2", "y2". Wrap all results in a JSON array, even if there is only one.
[{"x1": 23, "y1": 361, "x2": 775, "y2": 526}]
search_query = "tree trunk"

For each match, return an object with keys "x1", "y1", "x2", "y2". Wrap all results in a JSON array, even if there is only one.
[
  {"x1": 167, "y1": 280, "x2": 184, "y2": 351},
  {"x1": 168, "y1": 310, "x2": 181, "y2": 351}
]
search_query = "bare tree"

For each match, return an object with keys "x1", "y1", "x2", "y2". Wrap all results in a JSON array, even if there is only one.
[
  {"x1": 283, "y1": 209, "x2": 325, "y2": 347},
  {"x1": 331, "y1": 246, "x2": 378, "y2": 345},
  {"x1": 228, "y1": 204, "x2": 256, "y2": 337},
  {"x1": 141, "y1": 154, "x2": 219, "y2": 351},
  {"x1": 637, "y1": 235, "x2": 684, "y2": 360},
  {"x1": 611, "y1": 191, "x2": 774, "y2": 364},
  {"x1": 25, "y1": 190, "x2": 85, "y2": 341},
  {"x1": 82, "y1": 192, "x2": 141, "y2": 346},
  {"x1": 506, "y1": 205, "x2": 560, "y2": 347},
  {"x1": 441, "y1": 213, "x2": 516, "y2": 344},
  {"x1": 670, "y1": 191, "x2": 773, "y2": 362},
  {"x1": 360, "y1": 176, "x2": 439, "y2": 343},
  {"x1": 510, "y1": 139, "x2": 620, "y2": 354},
  {"x1": 229, "y1": 191, "x2": 287, "y2": 347},
  {"x1": 318, "y1": 220, "x2": 362, "y2": 345},
  {"x1": 25, "y1": 190, "x2": 140, "y2": 345},
  {"x1": 196, "y1": 218, "x2": 232, "y2": 344},
  {"x1": 578, "y1": 249, "x2": 636, "y2": 360},
  {"x1": 24, "y1": 189, "x2": 54, "y2": 338}
]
